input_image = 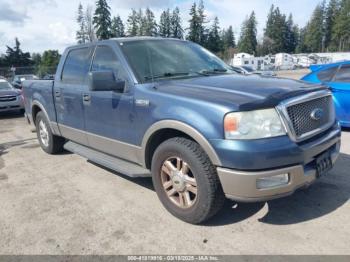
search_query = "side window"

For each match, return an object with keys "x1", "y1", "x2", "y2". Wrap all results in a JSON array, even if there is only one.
[
  {"x1": 317, "y1": 66, "x2": 338, "y2": 82},
  {"x1": 62, "y1": 48, "x2": 91, "y2": 84},
  {"x1": 334, "y1": 64, "x2": 350, "y2": 83},
  {"x1": 91, "y1": 46, "x2": 128, "y2": 81}
]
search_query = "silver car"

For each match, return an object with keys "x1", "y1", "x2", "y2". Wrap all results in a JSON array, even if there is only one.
[{"x1": 0, "y1": 79, "x2": 24, "y2": 113}]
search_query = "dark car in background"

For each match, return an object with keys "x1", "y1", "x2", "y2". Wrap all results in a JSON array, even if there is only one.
[
  {"x1": 12, "y1": 74, "x2": 39, "y2": 89},
  {"x1": 0, "y1": 78, "x2": 24, "y2": 113}
]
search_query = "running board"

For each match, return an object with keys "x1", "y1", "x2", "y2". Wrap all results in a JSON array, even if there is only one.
[{"x1": 64, "y1": 141, "x2": 151, "y2": 178}]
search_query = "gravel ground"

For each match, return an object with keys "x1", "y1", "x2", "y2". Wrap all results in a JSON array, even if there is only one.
[{"x1": 0, "y1": 71, "x2": 349, "y2": 255}]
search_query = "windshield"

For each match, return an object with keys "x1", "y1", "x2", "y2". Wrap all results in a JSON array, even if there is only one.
[
  {"x1": 0, "y1": 81, "x2": 13, "y2": 90},
  {"x1": 120, "y1": 40, "x2": 234, "y2": 83}
]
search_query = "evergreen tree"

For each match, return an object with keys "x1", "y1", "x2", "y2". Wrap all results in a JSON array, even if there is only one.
[
  {"x1": 332, "y1": 0, "x2": 350, "y2": 51},
  {"x1": 76, "y1": 3, "x2": 87, "y2": 44},
  {"x1": 197, "y1": 0, "x2": 208, "y2": 46},
  {"x1": 222, "y1": 26, "x2": 235, "y2": 49},
  {"x1": 171, "y1": 7, "x2": 184, "y2": 39},
  {"x1": 262, "y1": 5, "x2": 288, "y2": 54},
  {"x1": 4, "y1": 38, "x2": 33, "y2": 67},
  {"x1": 304, "y1": 2, "x2": 326, "y2": 52},
  {"x1": 127, "y1": 9, "x2": 139, "y2": 36},
  {"x1": 238, "y1": 12, "x2": 258, "y2": 54},
  {"x1": 187, "y1": 3, "x2": 200, "y2": 43},
  {"x1": 159, "y1": 9, "x2": 171, "y2": 37},
  {"x1": 325, "y1": 0, "x2": 340, "y2": 50},
  {"x1": 93, "y1": 0, "x2": 112, "y2": 40},
  {"x1": 285, "y1": 14, "x2": 298, "y2": 53},
  {"x1": 111, "y1": 15, "x2": 125, "y2": 37},
  {"x1": 137, "y1": 9, "x2": 146, "y2": 36},
  {"x1": 207, "y1": 17, "x2": 223, "y2": 53},
  {"x1": 143, "y1": 8, "x2": 157, "y2": 36},
  {"x1": 85, "y1": 5, "x2": 96, "y2": 42}
]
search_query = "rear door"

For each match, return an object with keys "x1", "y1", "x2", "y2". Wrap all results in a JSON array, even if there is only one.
[
  {"x1": 54, "y1": 46, "x2": 93, "y2": 145},
  {"x1": 328, "y1": 64, "x2": 350, "y2": 125}
]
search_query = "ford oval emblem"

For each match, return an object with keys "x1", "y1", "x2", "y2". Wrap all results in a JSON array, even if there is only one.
[{"x1": 311, "y1": 108, "x2": 324, "y2": 121}]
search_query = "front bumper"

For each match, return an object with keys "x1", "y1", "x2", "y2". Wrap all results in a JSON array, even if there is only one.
[
  {"x1": 0, "y1": 97, "x2": 23, "y2": 112},
  {"x1": 217, "y1": 139, "x2": 341, "y2": 203}
]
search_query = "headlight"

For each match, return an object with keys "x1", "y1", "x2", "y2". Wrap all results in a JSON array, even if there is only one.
[{"x1": 224, "y1": 108, "x2": 286, "y2": 140}]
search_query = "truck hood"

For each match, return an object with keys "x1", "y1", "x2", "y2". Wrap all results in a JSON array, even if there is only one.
[
  {"x1": 156, "y1": 74, "x2": 326, "y2": 110},
  {"x1": 0, "y1": 89, "x2": 20, "y2": 97}
]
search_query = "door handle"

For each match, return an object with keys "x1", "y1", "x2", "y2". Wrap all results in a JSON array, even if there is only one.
[
  {"x1": 54, "y1": 90, "x2": 61, "y2": 98},
  {"x1": 83, "y1": 94, "x2": 91, "y2": 102}
]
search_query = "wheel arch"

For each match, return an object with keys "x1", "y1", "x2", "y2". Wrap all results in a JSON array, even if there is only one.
[{"x1": 141, "y1": 120, "x2": 221, "y2": 169}]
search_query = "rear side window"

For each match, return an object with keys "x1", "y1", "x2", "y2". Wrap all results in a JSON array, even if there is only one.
[
  {"x1": 62, "y1": 48, "x2": 91, "y2": 84},
  {"x1": 91, "y1": 46, "x2": 128, "y2": 81},
  {"x1": 334, "y1": 64, "x2": 350, "y2": 83},
  {"x1": 317, "y1": 66, "x2": 338, "y2": 82}
]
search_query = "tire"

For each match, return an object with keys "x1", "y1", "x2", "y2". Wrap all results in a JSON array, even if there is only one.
[
  {"x1": 151, "y1": 137, "x2": 225, "y2": 224},
  {"x1": 35, "y1": 111, "x2": 65, "y2": 154}
]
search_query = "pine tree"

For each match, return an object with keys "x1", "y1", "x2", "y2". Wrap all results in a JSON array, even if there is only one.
[
  {"x1": 137, "y1": 9, "x2": 146, "y2": 36},
  {"x1": 222, "y1": 26, "x2": 235, "y2": 49},
  {"x1": 171, "y1": 7, "x2": 183, "y2": 39},
  {"x1": 187, "y1": 3, "x2": 200, "y2": 43},
  {"x1": 304, "y1": 2, "x2": 326, "y2": 52},
  {"x1": 325, "y1": 0, "x2": 340, "y2": 50},
  {"x1": 238, "y1": 12, "x2": 258, "y2": 54},
  {"x1": 85, "y1": 5, "x2": 96, "y2": 42},
  {"x1": 93, "y1": 0, "x2": 112, "y2": 40},
  {"x1": 76, "y1": 3, "x2": 87, "y2": 44},
  {"x1": 143, "y1": 8, "x2": 157, "y2": 36},
  {"x1": 262, "y1": 5, "x2": 289, "y2": 54},
  {"x1": 159, "y1": 9, "x2": 171, "y2": 37},
  {"x1": 4, "y1": 38, "x2": 33, "y2": 67},
  {"x1": 127, "y1": 9, "x2": 139, "y2": 36},
  {"x1": 197, "y1": 0, "x2": 208, "y2": 46},
  {"x1": 207, "y1": 17, "x2": 223, "y2": 53},
  {"x1": 285, "y1": 14, "x2": 298, "y2": 53},
  {"x1": 111, "y1": 15, "x2": 125, "y2": 37},
  {"x1": 332, "y1": 0, "x2": 350, "y2": 51}
]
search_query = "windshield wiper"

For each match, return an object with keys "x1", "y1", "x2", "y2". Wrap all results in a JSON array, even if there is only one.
[
  {"x1": 144, "y1": 72, "x2": 190, "y2": 80},
  {"x1": 197, "y1": 68, "x2": 228, "y2": 76}
]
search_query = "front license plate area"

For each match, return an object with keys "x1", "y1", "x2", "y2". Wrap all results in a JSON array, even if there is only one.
[{"x1": 316, "y1": 151, "x2": 333, "y2": 177}]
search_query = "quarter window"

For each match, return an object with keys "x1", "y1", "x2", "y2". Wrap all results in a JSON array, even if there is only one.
[
  {"x1": 61, "y1": 48, "x2": 91, "y2": 84},
  {"x1": 317, "y1": 66, "x2": 338, "y2": 82},
  {"x1": 91, "y1": 46, "x2": 128, "y2": 81},
  {"x1": 334, "y1": 64, "x2": 350, "y2": 82}
]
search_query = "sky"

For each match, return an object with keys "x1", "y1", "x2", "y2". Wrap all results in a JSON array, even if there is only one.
[{"x1": 0, "y1": 0, "x2": 321, "y2": 54}]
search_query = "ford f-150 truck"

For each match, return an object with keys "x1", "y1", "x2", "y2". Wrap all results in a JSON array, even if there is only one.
[{"x1": 23, "y1": 38, "x2": 341, "y2": 224}]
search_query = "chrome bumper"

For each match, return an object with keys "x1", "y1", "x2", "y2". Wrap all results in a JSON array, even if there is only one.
[{"x1": 217, "y1": 141, "x2": 341, "y2": 202}]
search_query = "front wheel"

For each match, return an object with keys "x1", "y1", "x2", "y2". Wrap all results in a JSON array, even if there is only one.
[
  {"x1": 151, "y1": 137, "x2": 225, "y2": 224},
  {"x1": 35, "y1": 111, "x2": 65, "y2": 154}
]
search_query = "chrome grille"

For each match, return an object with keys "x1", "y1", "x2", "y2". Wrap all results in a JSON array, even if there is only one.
[
  {"x1": 287, "y1": 96, "x2": 333, "y2": 137},
  {"x1": 0, "y1": 96, "x2": 17, "y2": 102}
]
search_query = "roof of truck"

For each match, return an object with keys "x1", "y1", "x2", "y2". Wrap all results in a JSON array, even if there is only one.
[{"x1": 67, "y1": 37, "x2": 186, "y2": 50}]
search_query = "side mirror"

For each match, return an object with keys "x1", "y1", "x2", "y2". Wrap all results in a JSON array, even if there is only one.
[{"x1": 88, "y1": 71, "x2": 125, "y2": 92}]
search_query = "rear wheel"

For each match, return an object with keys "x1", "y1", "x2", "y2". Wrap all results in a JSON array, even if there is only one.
[
  {"x1": 35, "y1": 111, "x2": 65, "y2": 154},
  {"x1": 151, "y1": 137, "x2": 225, "y2": 224}
]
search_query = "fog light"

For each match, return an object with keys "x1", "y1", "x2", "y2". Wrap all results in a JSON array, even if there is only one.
[{"x1": 256, "y1": 174, "x2": 289, "y2": 189}]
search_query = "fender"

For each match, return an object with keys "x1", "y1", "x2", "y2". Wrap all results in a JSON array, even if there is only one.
[
  {"x1": 32, "y1": 100, "x2": 61, "y2": 136},
  {"x1": 141, "y1": 120, "x2": 222, "y2": 167}
]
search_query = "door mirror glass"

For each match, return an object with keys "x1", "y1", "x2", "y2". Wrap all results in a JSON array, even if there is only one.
[{"x1": 88, "y1": 71, "x2": 125, "y2": 92}]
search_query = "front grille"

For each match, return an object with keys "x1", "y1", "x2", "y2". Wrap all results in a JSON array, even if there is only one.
[
  {"x1": 286, "y1": 95, "x2": 334, "y2": 139},
  {"x1": 0, "y1": 96, "x2": 17, "y2": 102}
]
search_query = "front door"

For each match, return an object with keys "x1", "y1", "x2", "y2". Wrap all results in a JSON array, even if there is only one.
[
  {"x1": 83, "y1": 44, "x2": 138, "y2": 162},
  {"x1": 54, "y1": 47, "x2": 93, "y2": 145}
]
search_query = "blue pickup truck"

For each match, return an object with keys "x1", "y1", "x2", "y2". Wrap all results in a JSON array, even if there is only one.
[{"x1": 23, "y1": 38, "x2": 341, "y2": 224}]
